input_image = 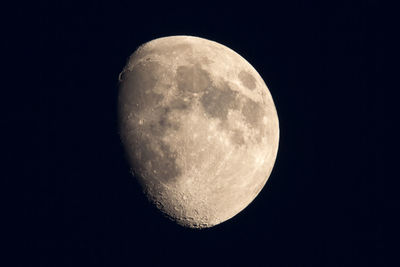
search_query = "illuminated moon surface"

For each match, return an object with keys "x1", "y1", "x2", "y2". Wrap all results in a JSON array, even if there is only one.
[{"x1": 118, "y1": 36, "x2": 279, "y2": 228}]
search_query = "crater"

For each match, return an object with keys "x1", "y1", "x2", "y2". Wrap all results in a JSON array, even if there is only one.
[
  {"x1": 200, "y1": 81, "x2": 239, "y2": 121},
  {"x1": 176, "y1": 64, "x2": 211, "y2": 93},
  {"x1": 238, "y1": 70, "x2": 256, "y2": 90}
]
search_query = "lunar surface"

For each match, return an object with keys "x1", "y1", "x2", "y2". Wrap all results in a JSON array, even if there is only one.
[{"x1": 118, "y1": 36, "x2": 279, "y2": 228}]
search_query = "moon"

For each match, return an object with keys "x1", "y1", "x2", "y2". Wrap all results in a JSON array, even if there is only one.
[{"x1": 118, "y1": 36, "x2": 279, "y2": 228}]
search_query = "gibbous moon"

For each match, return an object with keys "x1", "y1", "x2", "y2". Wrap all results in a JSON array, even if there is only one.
[{"x1": 118, "y1": 36, "x2": 279, "y2": 228}]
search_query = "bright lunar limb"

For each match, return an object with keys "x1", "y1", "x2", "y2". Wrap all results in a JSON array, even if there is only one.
[{"x1": 118, "y1": 35, "x2": 279, "y2": 228}]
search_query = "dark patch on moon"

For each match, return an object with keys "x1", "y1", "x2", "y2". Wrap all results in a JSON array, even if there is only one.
[
  {"x1": 119, "y1": 61, "x2": 165, "y2": 113},
  {"x1": 136, "y1": 137, "x2": 181, "y2": 183},
  {"x1": 122, "y1": 113, "x2": 181, "y2": 184},
  {"x1": 148, "y1": 109, "x2": 171, "y2": 137},
  {"x1": 135, "y1": 102, "x2": 188, "y2": 183},
  {"x1": 231, "y1": 129, "x2": 245, "y2": 146},
  {"x1": 200, "y1": 81, "x2": 239, "y2": 121},
  {"x1": 169, "y1": 98, "x2": 189, "y2": 110},
  {"x1": 241, "y1": 98, "x2": 265, "y2": 128},
  {"x1": 241, "y1": 98, "x2": 267, "y2": 143},
  {"x1": 238, "y1": 70, "x2": 256, "y2": 90},
  {"x1": 119, "y1": 61, "x2": 186, "y2": 184},
  {"x1": 148, "y1": 105, "x2": 183, "y2": 137},
  {"x1": 176, "y1": 64, "x2": 211, "y2": 93}
]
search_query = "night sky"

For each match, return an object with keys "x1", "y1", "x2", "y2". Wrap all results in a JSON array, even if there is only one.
[{"x1": 33, "y1": 1, "x2": 383, "y2": 266}]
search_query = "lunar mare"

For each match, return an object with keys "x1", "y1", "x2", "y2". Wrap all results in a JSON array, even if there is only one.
[{"x1": 118, "y1": 36, "x2": 279, "y2": 228}]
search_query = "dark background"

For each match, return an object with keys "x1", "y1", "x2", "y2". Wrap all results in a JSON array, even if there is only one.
[{"x1": 33, "y1": 0, "x2": 383, "y2": 266}]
